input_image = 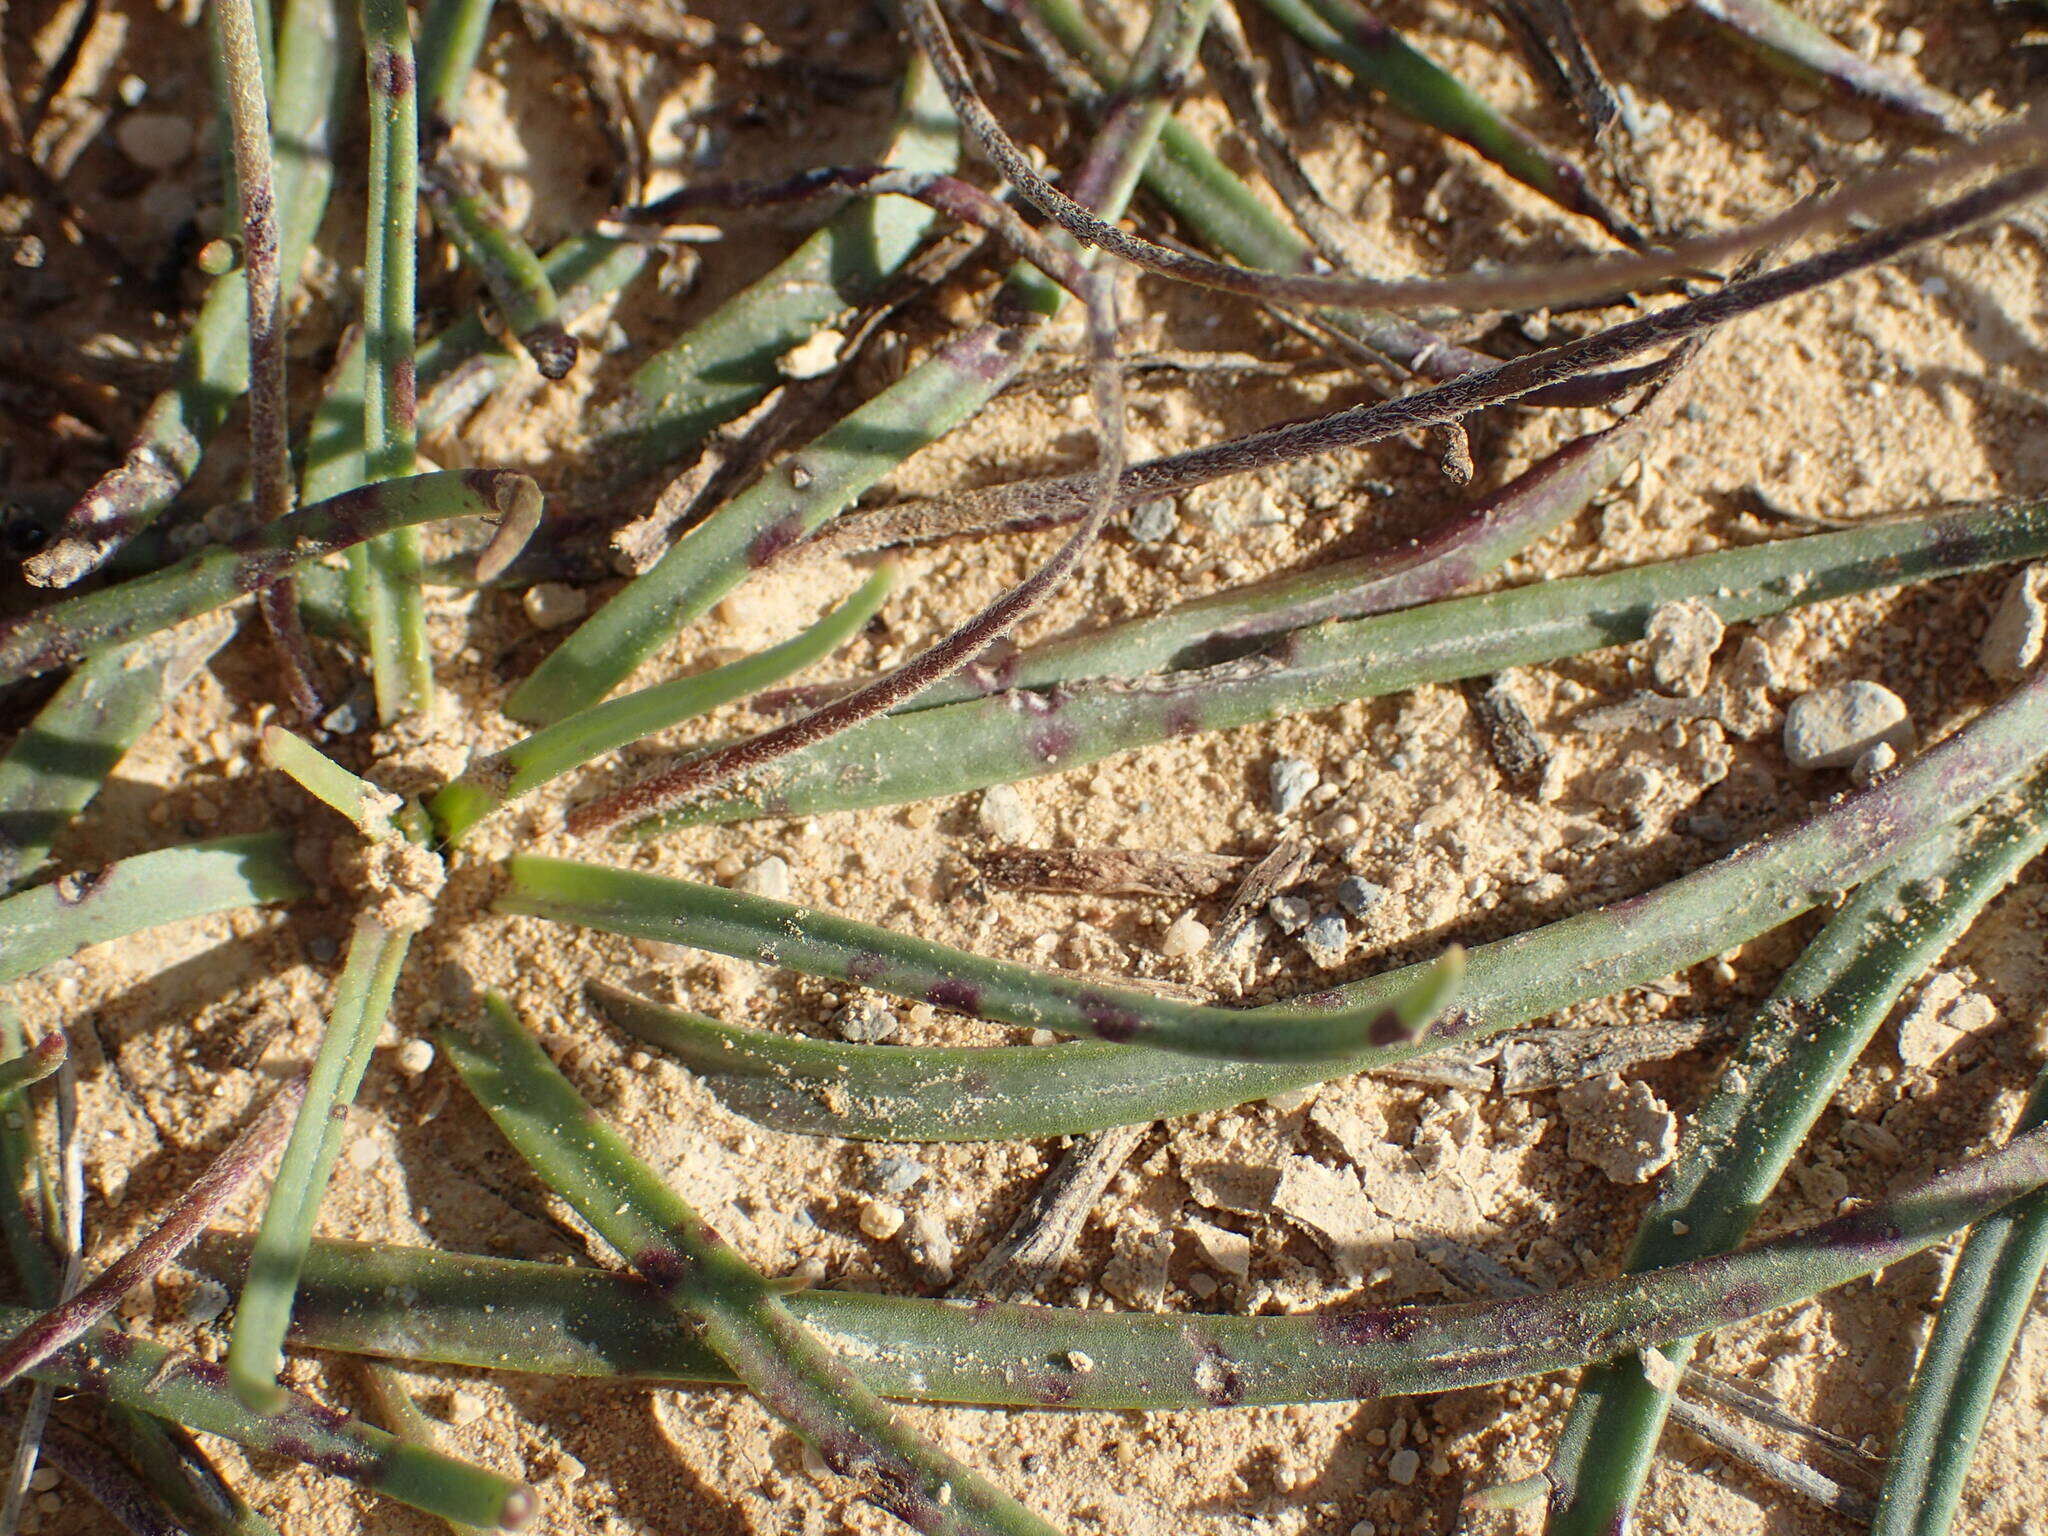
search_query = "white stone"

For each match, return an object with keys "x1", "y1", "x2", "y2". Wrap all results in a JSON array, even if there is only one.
[
  {"x1": 1645, "y1": 598, "x2": 1724, "y2": 696},
  {"x1": 858, "y1": 1199, "x2": 905, "y2": 1239},
  {"x1": 1388, "y1": 1448, "x2": 1421, "y2": 1485},
  {"x1": 778, "y1": 328, "x2": 844, "y2": 379},
  {"x1": 834, "y1": 997, "x2": 900, "y2": 1043},
  {"x1": 735, "y1": 856, "x2": 791, "y2": 901},
  {"x1": 1783, "y1": 681, "x2": 1914, "y2": 770},
  {"x1": 1981, "y1": 565, "x2": 2048, "y2": 681},
  {"x1": 446, "y1": 1390, "x2": 487, "y2": 1425},
  {"x1": 1266, "y1": 895, "x2": 1312, "y2": 934},
  {"x1": 977, "y1": 783, "x2": 1037, "y2": 843},
  {"x1": 1159, "y1": 912, "x2": 1210, "y2": 958},
  {"x1": 395, "y1": 1038, "x2": 435, "y2": 1075},
  {"x1": 522, "y1": 581, "x2": 587, "y2": 630},
  {"x1": 1184, "y1": 1217, "x2": 1251, "y2": 1279},
  {"x1": 1299, "y1": 913, "x2": 1349, "y2": 968},
  {"x1": 1850, "y1": 741, "x2": 1898, "y2": 786},
  {"x1": 1269, "y1": 758, "x2": 1320, "y2": 815},
  {"x1": 1127, "y1": 498, "x2": 1177, "y2": 543}
]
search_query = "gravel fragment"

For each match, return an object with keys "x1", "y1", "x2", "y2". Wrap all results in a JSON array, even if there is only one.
[
  {"x1": 1268, "y1": 757, "x2": 1320, "y2": 815},
  {"x1": 858, "y1": 1200, "x2": 905, "y2": 1240},
  {"x1": 115, "y1": 110, "x2": 194, "y2": 170},
  {"x1": 1388, "y1": 1448, "x2": 1421, "y2": 1486},
  {"x1": 1782, "y1": 680, "x2": 1914, "y2": 770},
  {"x1": 1102, "y1": 1226, "x2": 1173, "y2": 1308},
  {"x1": 446, "y1": 1390, "x2": 487, "y2": 1426},
  {"x1": 1184, "y1": 1218, "x2": 1251, "y2": 1279},
  {"x1": 1896, "y1": 972, "x2": 1998, "y2": 1069},
  {"x1": 1335, "y1": 876, "x2": 1389, "y2": 916},
  {"x1": 977, "y1": 783, "x2": 1037, "y2": 843},
  {"x1": 1559, "y1": 1073, "x2": 1679, "y2": 1183},
  {"x1": 522, "y1": 582, "x2": 587, "y2": 630},
  {"x1": 904, "y1": 1208, "x2": 955, "y2": 1284},
  {"x1": 1980, "y1": 564, "x2": 2048, "y2": 681},
  {"x1": 1127, "y1": 497, "x2": 1178, "y2": 543},
  {"x1": 1159, "y1": 912, "x2": 1211, "y2": 958},
  {"x1": 833, "y1": 997, "x2": 901, "y2": 1043},
  {"x1": 395, "y1": 1038, "x2": 435, "y2": 1076},
  {"x1": 867, "y1": 1154, "x2": 927, "y2": 1198},
  {"x1": 778, "y1": 328, "x2": 844, "y2": 379},
  {"x1": 1645, "y1": 597, "x2": 1725, "y2": 696},
  {"x1": 1299, "y1": 912, "x2": 1349, "y2": 967},
  {"x1": 1850, "y1": 741, "x2": 1898, "y2": 786},
  {"x1": 734, "y1": 856, "x2": 791, "y2": 900},
  {"x1": 1266, "y1": 895, "x2": 1312, "y2": 934}
]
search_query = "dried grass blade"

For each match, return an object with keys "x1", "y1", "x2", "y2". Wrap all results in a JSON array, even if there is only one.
[{"x1": 0, "y1": 1077, "x2": 305, "y2": 1390}]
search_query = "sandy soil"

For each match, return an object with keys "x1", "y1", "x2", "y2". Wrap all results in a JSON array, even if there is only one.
[{"x1": 4, "y1": 0, "x2": 2048, "y2": 1533}]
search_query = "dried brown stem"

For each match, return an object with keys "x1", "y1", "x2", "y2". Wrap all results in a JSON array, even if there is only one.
[
  {"x1": 0, "y1": 1077, "x2": 306, "y2": 1390},
  {"x1": 566, "y1": 264, "x2": 1128, "y2": 835},
  {"x1": 833, "y1": 161, "x2": 2048, "y2": 536},
  {"x1": 907, "y1": 0, "x2": 2046, "y2": 315},
  {"x1": 214, "y1": 0, "x2": 322, "y2": 719}
]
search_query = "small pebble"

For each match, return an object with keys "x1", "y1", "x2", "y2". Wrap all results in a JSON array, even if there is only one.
[
  {"x1": 446, "y1": 1390, "x2": 487, "y2": 1426},
  {"x1": 735, "y1": 856, "x2": 791, "y2": 901},
  {"x1": 1348, "y1": 1524, "x2": 1378, "y2": 1536},
  {"x1": 858, "y1": 1199, "x2": 906, "y2": 1240},
  {"x1": 1850, "y1": 741, "x2": 1897, "y2": 786},
  {"x1": 1820, "y1": 105, "x2": 1875, "y2": 143},
  {"x1": 1782, "y1": 680, "x2": 1914, "y2": 771},
  {"x1": 1159, "y1": 912, "x2": 1210, "y2": 959},
  {"x1": 1644, "y1": 597, "x2": 1724, "y2": 697},
  {"x1": 1980, "y1": 564, "x2": 2048, "y2": 681},
  {"x1": 320, "y1": 694, "x2": 368, "y2": 735},
  {"x1": 1335, "y1": 876, "x2": 1389, "y2": 917},
  {"x1": 978, "y1": 783, "x2": 1037, "y2": 843},
  {"x1": 1269, "y1": 757, "x2": 1320, "y2": 816},
  {"x1": 1299, "y1": 912, "x2": 1349, "y2": 968},
  {"x1": 27, "y1": 1469, "x2": 56, "y2": 1494},
  {"x1": 395, "y1": 1038, "x2": 435, "y2": 1076},
  {"x1": 308, "y1": 934, "x2": 341, "y2": 964},
  {"x1": 904, "y1": 1208, "x2": 955, "y2": 1283},
  {"x1": 778, "y1": 328, "x2": 844, "y2": 379},
  {"x1": 1266, "y1": 895, "x2": 1312, "y2": 934},
  {"x1": 867, "y1": 1154, "x2": 927, "y2": 1198},
  {"x1": 1127, "y1": 497, "x2": 1178, "y2": 543},
  {"x1": 115, "y1": 110, "x2": 194, "y2": 170},
  {"x1": 1388, "y1": 1447, "x2": 1421, "y2": 1485},
  {"x1": 1897, "y1": 972, "x2": 1998, "y2": 1069},
  {"x1": 1065, "y1": 1350, "x2": 1096, "y2": 1373},
  {"x1": 522, "y1": 582, "x2": 587, "y2": 630},
  {"x1": 834, "y1": 997, "x2": 901, "y2": 1043}
]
